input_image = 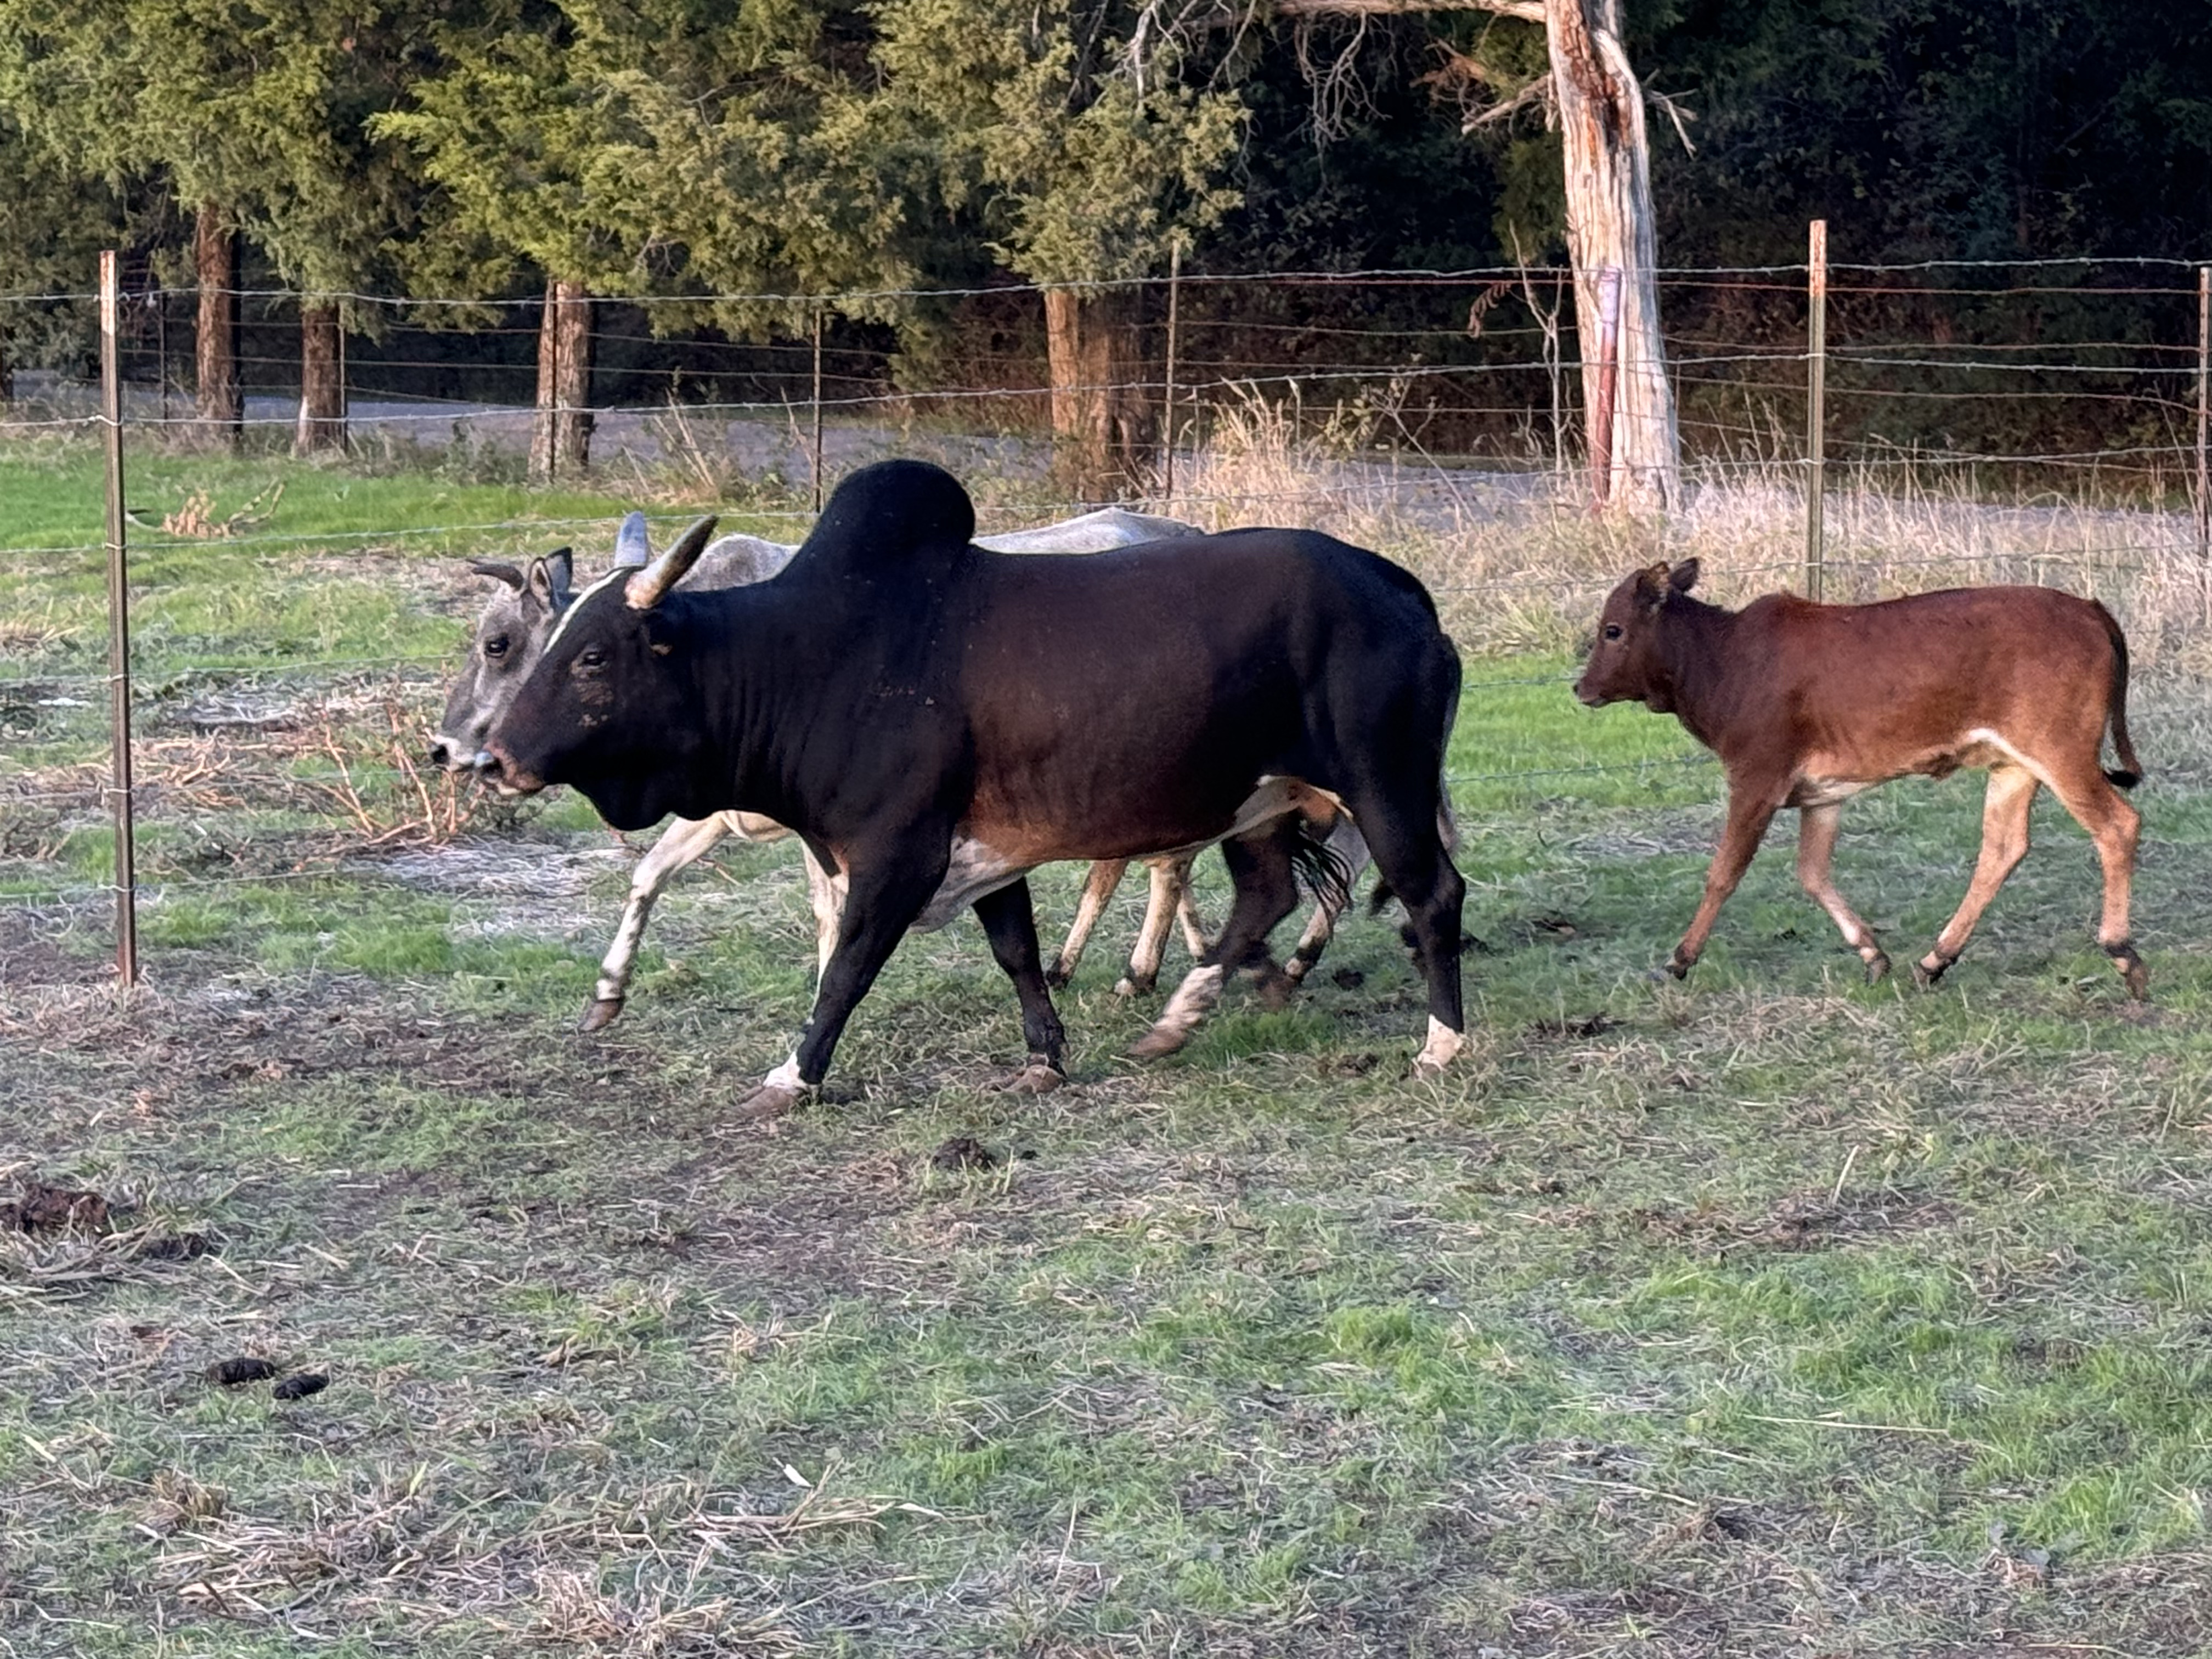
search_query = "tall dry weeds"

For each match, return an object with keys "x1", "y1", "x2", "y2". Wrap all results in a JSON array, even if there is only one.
[{"x1": 1147, "y1": 391, "x2": 2210, "y2": 669}]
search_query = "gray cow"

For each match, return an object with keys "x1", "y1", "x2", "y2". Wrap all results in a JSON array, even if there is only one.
[{"x1": 434, "y1": 509, "x2": 1355, "y2": 1030}]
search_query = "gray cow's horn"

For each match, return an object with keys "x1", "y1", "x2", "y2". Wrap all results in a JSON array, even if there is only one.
[
  {"x1": 613, "y1": 510, "x2": 651, "y2": 569},
  {"x1": 624, "y1": 516, "x2": 718, "y2": 611}
]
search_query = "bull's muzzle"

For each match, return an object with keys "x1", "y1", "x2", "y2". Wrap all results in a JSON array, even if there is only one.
[{"x1": 477, "y1": 744, "x2": 544, "y2": 795}]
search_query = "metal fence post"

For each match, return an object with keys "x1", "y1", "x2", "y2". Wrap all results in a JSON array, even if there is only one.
[
  {"x1": 2196, "y1": 264, "x2": 2209, "y2": 569},
  {"x1": 1806, "y1": 219, "x2": 1827, "y2": 602},
  {"x1": 99, "y1": 250, "x2": 138, "y2": 987},
  {"x1": 811, "y1": 304, "x2": 826, "y2": 515},
  {"x1": 1589, "y1": 265, "x2": 1622, "y2": 507},
  {"x1": 1161, "y1": 241, "x2": 1182, "y2": 504}
]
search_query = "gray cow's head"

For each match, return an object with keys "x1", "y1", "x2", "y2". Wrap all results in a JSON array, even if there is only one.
[
  {"x1": 428, "y1": 512, "x2": 654, "y2": 770},
  {"x1": 481, "y1": 516, "x2": 722, "y2": 832}
]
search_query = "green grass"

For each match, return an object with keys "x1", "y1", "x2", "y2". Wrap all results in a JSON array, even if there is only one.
[{"x1": 5, "y1": 437, "x2": 2212, "y2": 1655}]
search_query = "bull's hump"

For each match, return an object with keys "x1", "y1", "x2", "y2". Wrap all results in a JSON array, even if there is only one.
[{"x1": 798, "y1": 460, "x2": 977, "y2": 569}]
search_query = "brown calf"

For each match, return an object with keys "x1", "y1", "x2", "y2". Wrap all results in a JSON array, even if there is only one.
[{"x1": 1575, "y1": 561, "x2": 2146, "y2": 997}]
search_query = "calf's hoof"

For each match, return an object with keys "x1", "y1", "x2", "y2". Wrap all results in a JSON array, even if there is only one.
[
  {"x1": 1043, "y1": 964, "x2": 1074, "y2": 990},
  {"x1": 732, "y1": 1082, "x2": 804, "y2": 1122},
  {"x1": 997, "y1": 1057, "x2": 1066, "y2": 1096},
  {"x1": 578, "y1": 996, "x2": 625, "y2": 1032},
  {"x1": 2105, "y1": 941, "x2": 2149, "y2": 1001},
  {"x1": 1649, "y1": 952, "x2": 1693, "y2": 985},
  {"x1": 1863, "y1": 950, "x2": 1892, "y2": 986},
  {"x1": 1911, "y1": 953, "x2": 1954, "y2": 990}
]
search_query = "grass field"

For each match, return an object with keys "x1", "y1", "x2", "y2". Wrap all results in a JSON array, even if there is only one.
[{"x1": 5, "y1": 436, "x2": 2212, "y2": 1656}]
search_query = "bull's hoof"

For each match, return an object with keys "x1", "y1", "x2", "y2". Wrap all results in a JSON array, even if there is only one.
[
  {"x1": 1127, "y1": 1025, "x2": 1189, "y2": 1061},
  {"x1": 1864, "y1": 950, "x2": 1892, "y2": 985},
  {"x1": 1911, "y1": 954, "x2": 1953, "y2": 990},
  {"x1": 578, "y1": 996, "x2": 625, "y2": 1032},
  {"x1": 732, "y1": 1082, "x2": 804, "y2": 1122},
  {"x1": 996, "y1": 1058, "x2": 1066, "y2": 1096},
  {"x1": 1111, "y1": 976, "x2": 1148, "y2": 999}
]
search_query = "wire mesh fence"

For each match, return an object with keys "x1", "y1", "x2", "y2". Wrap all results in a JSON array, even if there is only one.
[{"x1": 2, "y1": 249, "x2": 2209, "y2": 958}]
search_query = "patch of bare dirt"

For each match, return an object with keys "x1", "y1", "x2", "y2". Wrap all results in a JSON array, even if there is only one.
[
  {"x1": 0, "y1": 935, "x2": 112, "y2": 989},
  {"x1": 1631, "y1": 1186, "x2": 1957, "y2": 1255}
]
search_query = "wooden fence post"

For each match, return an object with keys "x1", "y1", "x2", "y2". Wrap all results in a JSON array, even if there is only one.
[
  {"x1": 1806, "y1": 219, "x2": 1827, "y2": 602},
  {"x1": 99, "y1": 251, "x2": 138, "y2": 987}
]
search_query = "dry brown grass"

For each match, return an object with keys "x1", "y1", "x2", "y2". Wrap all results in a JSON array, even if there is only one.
[{"x1": 1152, "y1": 392, "x2": 2209, "y2": 667}]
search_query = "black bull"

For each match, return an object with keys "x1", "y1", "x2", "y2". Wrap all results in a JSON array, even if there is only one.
[{"x1": 483, "y1": 462, "x2": 1467, "y2": 1114}]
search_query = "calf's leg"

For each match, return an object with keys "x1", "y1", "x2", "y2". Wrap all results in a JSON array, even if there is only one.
[
  {"x1": 582, "y1": 814, "x2": 732, "y2": 1030},
  {"x1": 2041, "y1": 756, "x2": 2147, "y2": 998},
  {"x1": 1048, "y1": 859, "x2": 1126, "y2": 988},
  {"x1": 1916, "y1": 765, "x2": 2036, "y2": 988},
  {"x1": 1669, "y1": 787, "x2": 1778, "y2": 979},
  {"x1": 1795, "y1": 802, "x2": 1889, "y2": 983},
  {"x1": 974, "y1": 879, "x2": 1068, "y2": 1093}
]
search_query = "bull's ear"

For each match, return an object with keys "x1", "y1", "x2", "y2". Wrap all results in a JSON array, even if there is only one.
[
  {"x1": 467, "y1": 558, "x2": 524, "y2": 591},
  {"x1": 613, "y1": 510, "x2": 651, "y2": 569},
  {"x1": 1633, "y1": 561, "x2": 1671, "y2": 608},
  {"x1": 528, "y1": 548, "x2": 574, "y2": 610},
  {"x1": 1668, "y1": 557, "x2": 1701, "y2": 595},
  {"x1": 625, "y1": 515, "x2": 718, "y2": 611}
]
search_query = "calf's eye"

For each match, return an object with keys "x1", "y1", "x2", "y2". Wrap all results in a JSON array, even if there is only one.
[{"x1": 1602, "y1": 623, "x2": 1624, "y2": 641}]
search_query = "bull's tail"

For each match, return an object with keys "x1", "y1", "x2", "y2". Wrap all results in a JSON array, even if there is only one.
[
  {"x1": 1290, "y1": 821, "x2": 1355, "y2": 915},
  {"x1": 2095, "y1": 601, "x2": 2143, "y2": 789}
]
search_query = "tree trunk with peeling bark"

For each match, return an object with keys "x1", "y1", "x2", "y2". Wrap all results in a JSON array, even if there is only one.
[
  {"x1": 1547, "y1": 0, "x2": 1678, "y2": 508},
  {"x1": 530, "y1": 279, "x2": 595, "y2": 482},
  {"x1": 1045, "y1": 286, "x2": 1153, "y2": 500},
  {"x1": 295, "y1": 303, "x2": 347, "y2": 456},
  {"x1": 193, "y1": 201, "x2": 241, "y2": 449}
]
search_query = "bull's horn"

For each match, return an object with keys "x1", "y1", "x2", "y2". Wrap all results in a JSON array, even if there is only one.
[
  {"x1": 613, "y1": 510, "x2": 651, "y2": 568},
  {"x1": 625, "y1": 516, "x2": 718, "y2": 610}
]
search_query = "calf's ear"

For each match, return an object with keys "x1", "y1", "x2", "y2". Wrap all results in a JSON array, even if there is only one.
[
  {"x1": 1668, "y1": 557, "x2": 1700, "y2": 595},
  {"x1": 1634, "y1": 560, "x2": 1671, "y2": 607}
]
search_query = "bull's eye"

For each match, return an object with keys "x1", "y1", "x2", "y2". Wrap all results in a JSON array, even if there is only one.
[
  {"x1": 1602, "y1": 623, "x2": 1624, "y2": 641},
  {"x1": 483, "y1": 635, "x2": 509, "y2": 659},
  {"x1": 574, "y1": 646, "x2": 607, "y2": 673}
]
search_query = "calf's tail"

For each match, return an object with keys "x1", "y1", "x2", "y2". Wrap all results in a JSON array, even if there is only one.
[{"x1": 2094, "y1": 601, "x2": 2142, "y2": 789}]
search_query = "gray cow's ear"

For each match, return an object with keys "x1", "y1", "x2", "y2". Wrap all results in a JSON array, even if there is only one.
[
  {"x1": 1668, "y1": 557, "x2": 1701, "y2": 595},
  {"x1": 625, "y1": 516, "x2": 718, "y2": 611},
  {"x1": 528, "y1": 549, "x2": 574, "y2": 610},
  {"x1": 466, "y1": 558, "x2": 525, "y2": 591},
  {"x1": 613, "y1": 510, "x2": 652, "y2": 569}
]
